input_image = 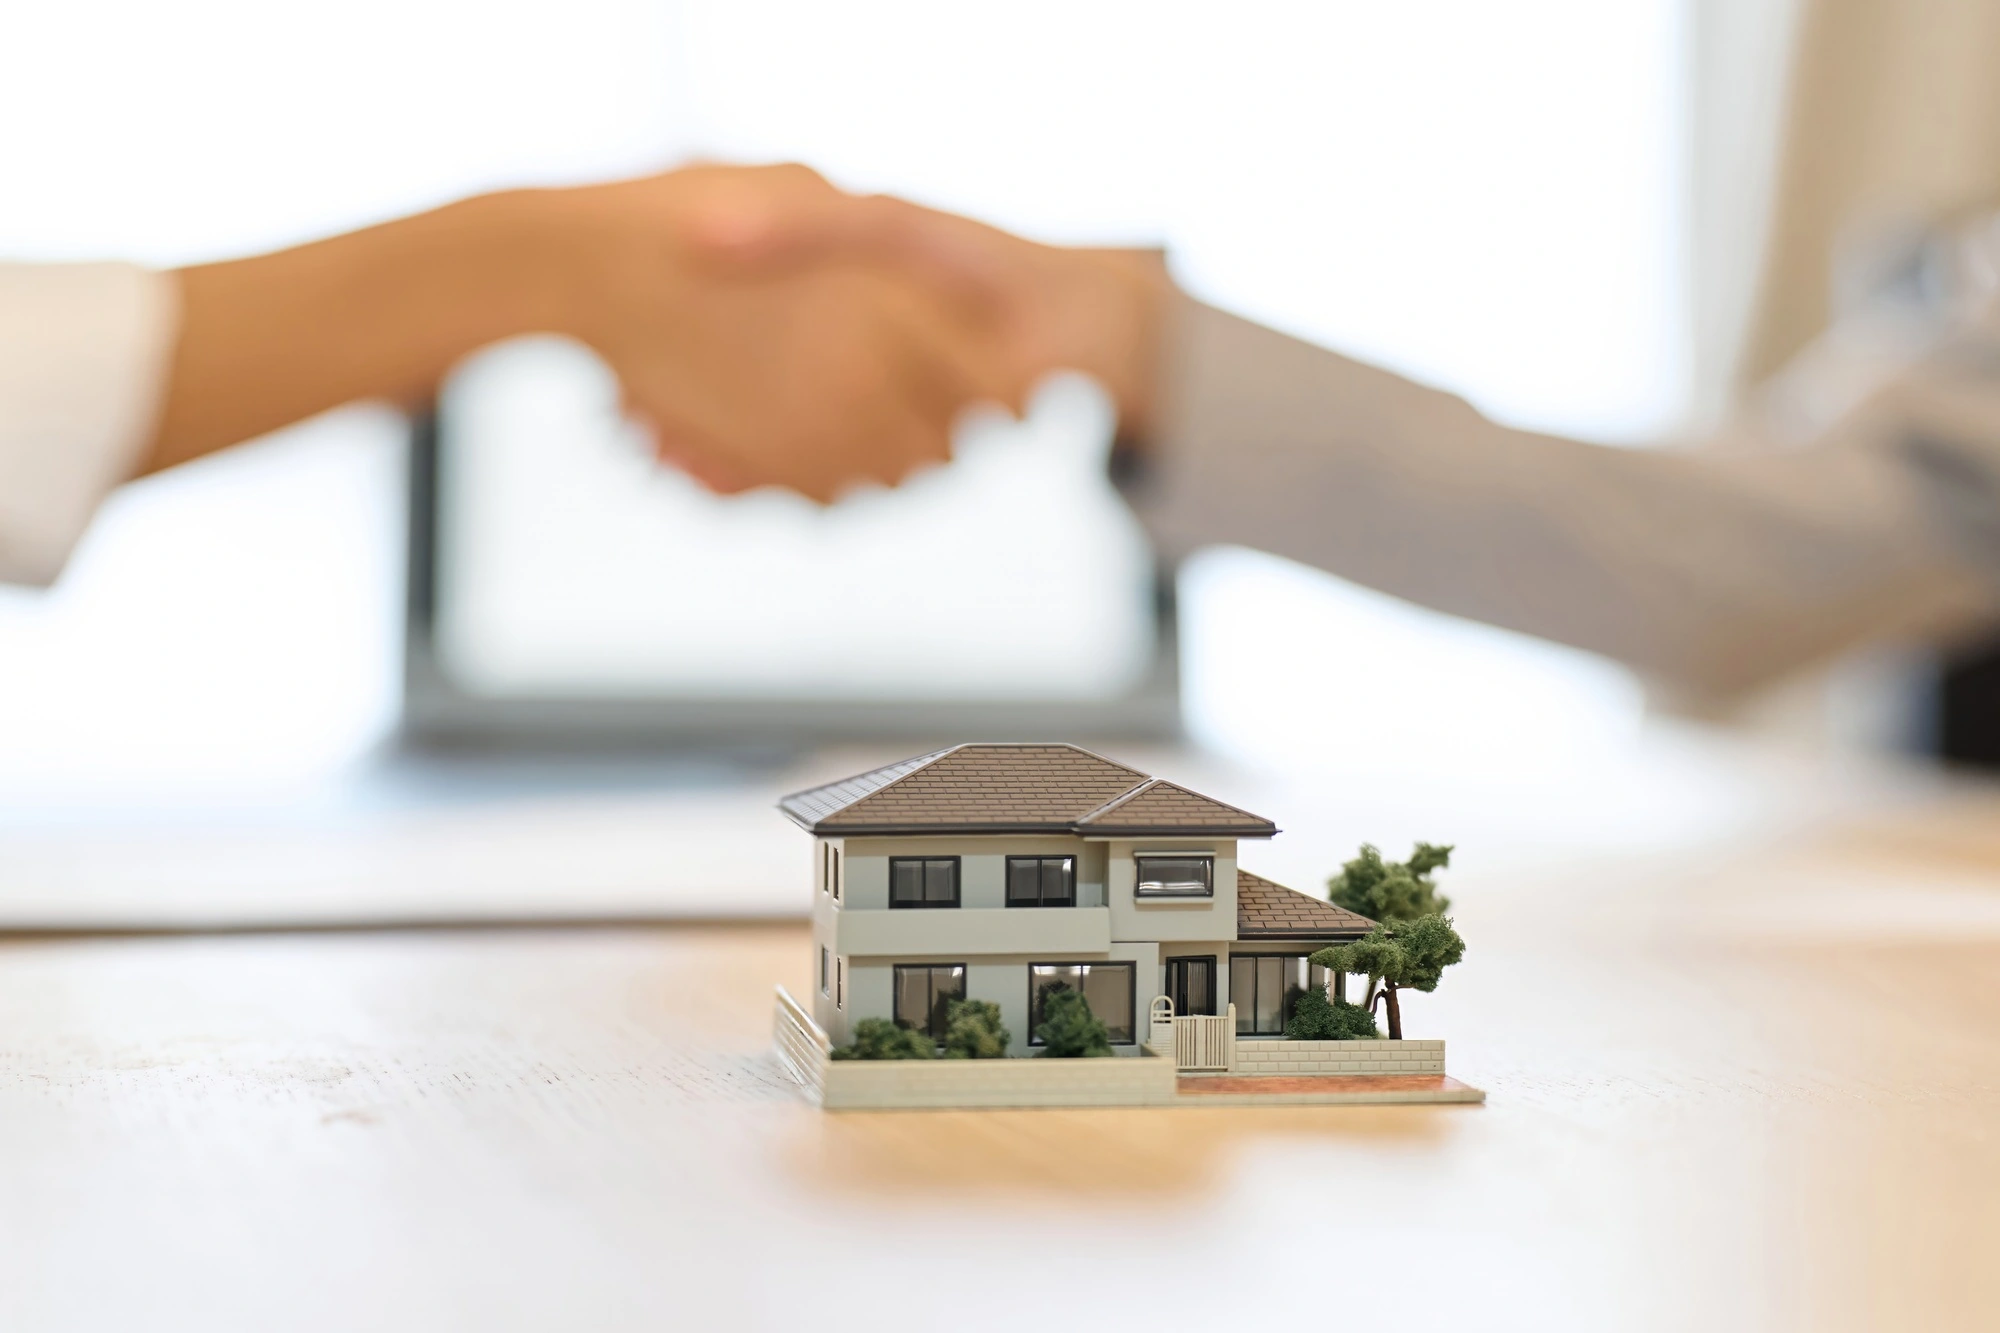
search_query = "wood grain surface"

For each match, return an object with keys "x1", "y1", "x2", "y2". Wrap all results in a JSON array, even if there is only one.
[{"x1": 4, "y1": 790, "x2": 1999, "y2": 1332}]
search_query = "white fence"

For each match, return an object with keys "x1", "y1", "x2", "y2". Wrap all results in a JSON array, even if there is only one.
[{"x1": 772, "y1": 985, "x2": 831, "y2": 1102}]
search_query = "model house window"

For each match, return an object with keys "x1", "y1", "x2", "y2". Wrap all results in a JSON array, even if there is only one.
[
  {"x1": 836, "y1": 957, "x2": 845, "y2": 1009},
  {"x1": 820, "y1": 946, "x2": 830, "y2": 996},
  {"x1": 1229, "y1": 955, "x2": 1333, "y2": 1036},
  {"x1": 1006, "y1": 856, "x2": 1075, "y2": 907},
  {"x1": 1135, "y1": 855, "x2": 1213, "y2": 898},
  {"x1": 893, "y1": 963, "x2": 966, "y2": 1043},
  {"x1": 1164, "y1": 956, "x2": 1217, "y2": 1017},
  {"x1": 889, "y1": 857, "x2": 959, "y2": 908},
  {"x1": 821, "y1": 844, "x2": 831, "y2": 895},
  {"x1": 831, "y1": 846, "x2": 841, "y2": 901},
  {"x1": 1028, "y1": 963, "x2": 1135, "y2": 1045}
]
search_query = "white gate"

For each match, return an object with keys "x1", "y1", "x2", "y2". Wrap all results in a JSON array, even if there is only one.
[{"x1": 1172, "y1": 1005, "x2": 1236, "y2": 1072}]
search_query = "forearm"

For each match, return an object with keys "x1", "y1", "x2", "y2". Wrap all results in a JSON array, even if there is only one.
[
  {"x1": 143, "y1": 191, "x2": 576, "y2": 475},
  {"x1": 1126, "y1": 297, "x2": 2000, "y2": 698}
]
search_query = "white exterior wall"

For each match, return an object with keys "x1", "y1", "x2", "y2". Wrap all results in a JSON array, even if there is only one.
[
  {"x1": 815, "y1": 832, "x2": 1276, "y2": 1055},
  {"x1": 847, "y1": 942, "x2": 1161, "y2": 1057},
  {"x1": 840, "y1": 835, "x2": 1105, "y2": 911},
  {"x1": 1104, "y1": 838, "x2": 1239, "y2": 944}
]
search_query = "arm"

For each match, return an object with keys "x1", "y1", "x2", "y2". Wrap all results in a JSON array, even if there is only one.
[
  {"x1": 1124, "y1": 296, "x2": 2000, "y2": 698},
  {"x1": 2, "y1": 164, "x2": 1012, "y2": 586},
  {"x1": 722, "y1": 193, "x2": 2000, "y2": 698}
]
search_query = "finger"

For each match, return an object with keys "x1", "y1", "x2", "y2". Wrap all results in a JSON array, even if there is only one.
[
  {"x1": 696, "y1": 189, "x2": 1023, "y2": 320},
  {"x1": 855, "y1": 267, "x2": 1034, "y2": 420}
]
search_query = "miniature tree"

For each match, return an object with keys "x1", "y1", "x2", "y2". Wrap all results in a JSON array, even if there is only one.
[
  {"x1": 1311, "y1": 914, "x2": 1465, "y2": 1040},
  {"x1": 942, "y1": 998, "x2": 1010, "y2": 1059},
  {"x1": 1283, "y1": 987, "x2": 1380, "y2": 1040},
  {"x1": 1033, "y1": 985, "x2": 1112, "y2": 1057},
  {"x1": 829, "y1": 1017, "x2": 937, "y2": 1061},
  {"x1": 1327, "y1": 842, "x2": 1453, "y2": 922}
]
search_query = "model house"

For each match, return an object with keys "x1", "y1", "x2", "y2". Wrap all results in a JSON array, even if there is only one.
[{"x1": 781, "y1": 743, "x2": 1377, "y2": 1056}]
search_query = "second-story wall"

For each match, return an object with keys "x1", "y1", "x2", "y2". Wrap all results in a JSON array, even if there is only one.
[
  {"x1": 825, "y1": 833, "x2": 1242, "y2": 946},
  {"x1": 840, "y1": 835, "x2": 1107, "y2": 910},
  {"x1": 1105, "y1": 838, "x2": 1239, "y2": 943}
]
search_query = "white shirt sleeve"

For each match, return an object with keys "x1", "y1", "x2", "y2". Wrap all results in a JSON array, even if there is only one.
[
  {"x1": 0, "y1": 262, "x2": 178, "y2": 587},
  {"x1": 1124, "y1": 291, "x2": 2000, "y2": 700}
]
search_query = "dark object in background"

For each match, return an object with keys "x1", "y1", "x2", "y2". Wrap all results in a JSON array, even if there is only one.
[{"x1": 1938, "y1": 635, "x2": 2000, "y2": 769}]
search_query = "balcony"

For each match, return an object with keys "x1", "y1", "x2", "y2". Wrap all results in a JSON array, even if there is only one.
[{"x1": 834, "y1": 906, "x2": 1110, "y2": 958}]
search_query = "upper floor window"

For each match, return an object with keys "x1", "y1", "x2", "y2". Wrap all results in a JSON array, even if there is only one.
[
  {"x1": 889, "y1": 857, "x2": 960, "y2": 909},
  {"x1": 1135, "y1": 855, "x2": 1213, "y2": 899},
  {"x1": 1007, "y1": 856, "x2": 1075, "y2": 908}
]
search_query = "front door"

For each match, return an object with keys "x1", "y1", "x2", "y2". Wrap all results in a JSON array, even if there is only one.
[{"x1": 1165, "y1": 956, "x2": 1217, "y2": 1017}]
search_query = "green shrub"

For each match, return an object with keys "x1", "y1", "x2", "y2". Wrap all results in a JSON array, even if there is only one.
[
  {"x1": 829, "y1": 1017, "x2": 936, "y2": 1061},
  {"x1": 1033, "y1": 985, "x2": 1112, "y2": 1058},
  {"x1": 1284, "y1": 988, "x2": 1380, "y2": 1040},
  {"x1": 942, "y1": 998, "x2": 1010, "y2": 1059}
]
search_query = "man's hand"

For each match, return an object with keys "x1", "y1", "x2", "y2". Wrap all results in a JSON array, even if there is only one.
[{"x1": 687, "y1": 187, "x2": 1175, "y2": 445}]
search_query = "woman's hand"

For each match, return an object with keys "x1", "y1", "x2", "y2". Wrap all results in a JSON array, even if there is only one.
[{"x1": 147, "y1": 163, "x2": 1019, "y2": 502}]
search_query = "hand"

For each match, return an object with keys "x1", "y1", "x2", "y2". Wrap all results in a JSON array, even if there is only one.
[
  {"x1": 690, "y1": 188, "x2": 1174, "y2": 443},
  {"x1": 150, "y1": 163, "x2": 1020, "y2": 503},
  {"x1": 540, "y1": 165, "x2": 1023, "y2": 500}
]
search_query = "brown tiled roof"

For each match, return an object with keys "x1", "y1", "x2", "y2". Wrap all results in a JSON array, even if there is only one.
[
  {"x1": 777, "y1": 744, "x2": 1278, "y2": 838},
  {"x1": 1078, "y1": 781, "x2": 1277, "y2": 837},
  {"x1": 1235, "y1": 869, "x2": 1375, "y2": 940}
]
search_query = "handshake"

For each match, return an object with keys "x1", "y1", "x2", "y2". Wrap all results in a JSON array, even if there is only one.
[
  {"x1": 554, "y1": 164, "x2": 1172, "y2": 502},
  {"x1": 151, "y1": 163, "x2": 1173, "y2": 494},
  {"x1": 480, "y1": 161, "x2": 1168, "y2": 500}
]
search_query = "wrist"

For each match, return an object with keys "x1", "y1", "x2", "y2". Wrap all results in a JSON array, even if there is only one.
[{"x1": 1071, "y1": 249, "x2": 1170, "y2": 447}]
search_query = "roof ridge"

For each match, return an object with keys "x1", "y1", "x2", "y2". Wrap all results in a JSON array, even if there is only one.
[
  {"x1": 1075, "y1": 777, "x2": 1276, "y2": 833},
  {"x1": 1132, "y1": 779, "x2": 1271, "y2": 826},
  {"x1": 1072, "y1": 776, "x2": 1160, "y2": 826}
]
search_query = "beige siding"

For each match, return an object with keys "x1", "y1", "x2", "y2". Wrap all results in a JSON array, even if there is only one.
[{"x1": 1104, "y1": 838, "x2": 1239, "y2": 943}]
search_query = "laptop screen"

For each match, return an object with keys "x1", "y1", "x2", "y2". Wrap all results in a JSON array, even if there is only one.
[{"x1": 426, "y1": 336, "x2": 1163, "y2": 712}]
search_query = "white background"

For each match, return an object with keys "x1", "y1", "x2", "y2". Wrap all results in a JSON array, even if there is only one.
[{"x1": 0, "y1": 0, "x2": 1681, "y2": 798}]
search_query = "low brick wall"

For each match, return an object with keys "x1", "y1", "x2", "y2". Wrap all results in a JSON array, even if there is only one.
[
  {"x1": 820, "y1": 1051, "x2": 1177, "y2": 1110},
  {"x1": 1227, "y1": 1039, "x2": 1445, "y2": 1077}
]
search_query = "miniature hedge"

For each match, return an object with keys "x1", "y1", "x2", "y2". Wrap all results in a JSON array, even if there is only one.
[
  {"x1": 829, "y1": 1017, "x2": 936, "y2": 1061},
  {"x1": 1034, "y1": 986, "x2": 1113, "y2": 1057},
  {"x1": 942, "y1": 998, "x2": 1010, "y2": 1059},
  {"x1": 1284, "y1": 988, "x2": 1379, "y2": 1040}
]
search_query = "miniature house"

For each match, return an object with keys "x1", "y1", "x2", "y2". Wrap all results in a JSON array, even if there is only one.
[{"x1": 781, "y1": 743, "x2": 1376, "y2": 1056}]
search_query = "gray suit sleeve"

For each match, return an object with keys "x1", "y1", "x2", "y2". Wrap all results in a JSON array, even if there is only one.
[{"x1": 1121, "y1": 296, "x2": 2000, "y2": 698}]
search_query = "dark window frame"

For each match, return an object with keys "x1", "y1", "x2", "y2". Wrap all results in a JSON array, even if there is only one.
[
  {"x1": 1026, "y1": 961, "x2": 1138, "y2": 1047},
  {"x1": 1164, "y1": 954, "x2": 1219, "y2": 1017},
  {"x1": 1229, "y1": 952, "x2": 1332, "y2": 1036},
  {"x1": 888, "y1": 856, "x2": 961, "y2": 909},
  {"x1": 892, "y1": 962, "x2": 967, "y2": 1043},
  {"x1": 1134, "y1": 854, "x2": 1215, "y2": 899},
  {"x1": 820, "y1": 945, "x2": 831, "y2": 996},
  {"x1": 1005, "y1": 855, "x2": 1078, "y2": 908}
]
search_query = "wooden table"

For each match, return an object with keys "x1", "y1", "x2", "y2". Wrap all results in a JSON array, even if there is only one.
[{"x1": 4, "y1": 783, "x2": 1999, "y2": 1331}]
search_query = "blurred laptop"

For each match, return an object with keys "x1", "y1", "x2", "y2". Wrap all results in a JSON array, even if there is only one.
[{"x1": 404, "y1": 336, "x2": 1179, "y2": 750}]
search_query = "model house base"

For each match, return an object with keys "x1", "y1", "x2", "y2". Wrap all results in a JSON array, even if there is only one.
[{"x1": 773, "y1": 987, "x2": 1485, "y2": 1110}]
